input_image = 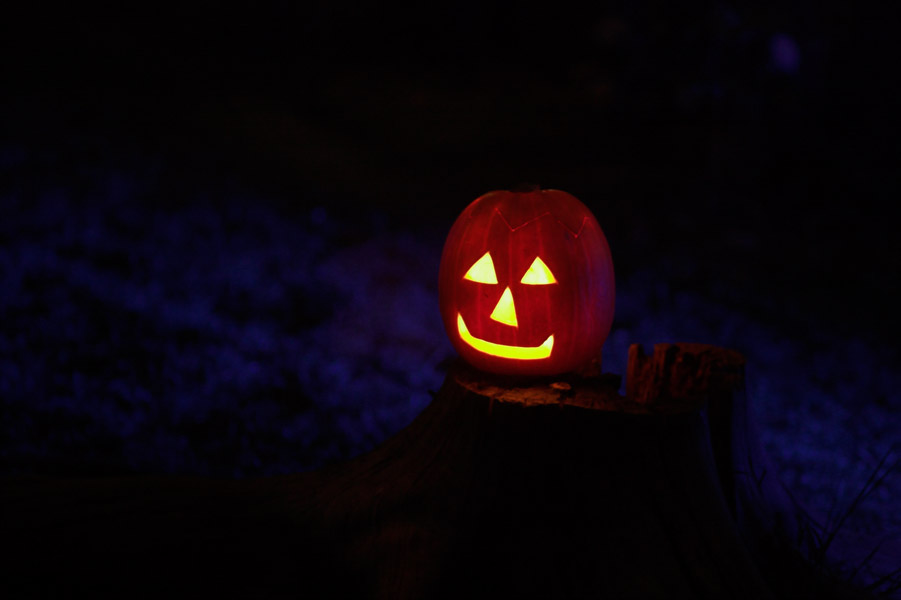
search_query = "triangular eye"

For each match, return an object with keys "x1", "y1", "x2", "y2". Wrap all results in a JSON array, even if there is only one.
[
  {"x1": 463, "y1": 252, "x2": 498, "y2": 284},
  {"x1": 520, "y1": 256, "x2": 557, "y2": 285}
]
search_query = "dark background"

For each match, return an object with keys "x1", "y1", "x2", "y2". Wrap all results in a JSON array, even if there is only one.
[
  {"x1": 1, "y1": 0, "x2": 898, "y2": 570},
  {"x1": 4, "y1": 2, "x2": 897, "y2": 335}
]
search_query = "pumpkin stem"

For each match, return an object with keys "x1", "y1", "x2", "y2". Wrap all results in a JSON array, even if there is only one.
[{"x1": 510, "y1": 182, "x2": 541, "y2": 193}]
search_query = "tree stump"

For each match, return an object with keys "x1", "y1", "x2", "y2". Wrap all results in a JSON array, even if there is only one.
[{"x1": 0, "y1": 344, "x2": 868, "y2": 598}]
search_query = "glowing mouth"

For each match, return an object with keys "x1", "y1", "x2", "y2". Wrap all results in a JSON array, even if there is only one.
[{"x1": 457, "y1": 313, "x2": 553, "y2": 360}]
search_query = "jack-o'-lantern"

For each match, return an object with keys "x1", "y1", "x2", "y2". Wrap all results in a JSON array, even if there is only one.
[{"x1": 438, "y1": 187, "x2": 615, "y2": 376}]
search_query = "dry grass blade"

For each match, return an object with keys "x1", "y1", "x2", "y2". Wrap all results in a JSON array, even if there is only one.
[{"x1": 812, "y1": 448, "x2": 897, "y2": 566}]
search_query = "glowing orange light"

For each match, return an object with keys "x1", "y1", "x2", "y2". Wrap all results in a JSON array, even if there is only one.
[
  {"x1": 439, "y1": 188, "x2": 615, "y2": 375},
  {"x1": 457, "y1": 313, "x2": 553, "y2": 360},
  {"x1": 463, "y1": 252, "x2": 497, "y2": 284},
  {"x1": 520, "y1": 256, "x2": 557, "y2": 285},
  {"x1": 490, "y1": 287, "x2": 518, "y2": 327}
]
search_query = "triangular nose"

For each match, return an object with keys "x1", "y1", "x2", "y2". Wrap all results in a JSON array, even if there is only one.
[{"x1": 490, "y1": 287, "x2": 518, "y2": 327}]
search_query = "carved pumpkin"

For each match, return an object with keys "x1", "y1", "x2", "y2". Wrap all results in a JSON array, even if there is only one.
[{"x1": 439, "y1": 187, "x2": 615, "y2": 376}]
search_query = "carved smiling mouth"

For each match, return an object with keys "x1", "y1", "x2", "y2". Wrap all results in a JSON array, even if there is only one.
[{"x1": 456, "y1": 313, "x2": 554, "y2": 360}]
